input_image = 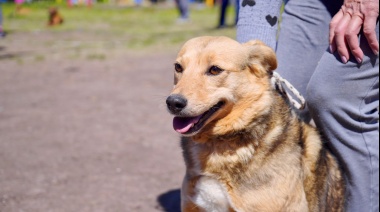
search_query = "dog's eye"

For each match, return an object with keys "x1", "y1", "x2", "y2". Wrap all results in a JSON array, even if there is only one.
[
  {"x1": 174, "y1": 63, "x2": 183, "y2": 73},
  {"x1": 208, "y1": 66, "x2": 224, "y2": 76}
]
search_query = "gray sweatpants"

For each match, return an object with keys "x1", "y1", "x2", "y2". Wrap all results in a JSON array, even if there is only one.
[{"x1": 276, "y1": 0, "x2": 379, "y2": 211}]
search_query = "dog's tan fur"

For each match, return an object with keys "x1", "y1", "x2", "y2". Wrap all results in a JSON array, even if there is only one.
[{"x1": 168, "y1": 36, "x2": 345, "y2": 212}]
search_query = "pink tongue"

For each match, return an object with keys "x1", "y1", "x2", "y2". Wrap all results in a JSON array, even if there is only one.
[{"x1": 173, "y1": 115, "x2": 202, "y2": 134}]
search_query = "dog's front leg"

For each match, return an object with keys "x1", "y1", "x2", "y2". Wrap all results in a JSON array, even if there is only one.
[
  {"x1": 181, "y1": 176, "x2": 204, "y2": 212},
  {"x1": 182, "y1": 200, "x2": 203, "y2": 212}
]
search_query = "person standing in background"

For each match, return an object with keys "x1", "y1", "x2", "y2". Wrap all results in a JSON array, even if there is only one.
[
  {"x1": 175, "y1": 0, "x2": 189, "y2": 23},
  {"x1": 134, "y1": 0, "x2": 143, "y2": 7},
  {"x1": 237, "y1": 0, "x2": 379, "y2": 211},
  {"x1": 217, "y1": 0, "x2": 239, "y2": 28},
  {"x1": 0, "y1": 2, "x2": 5, "y2": 38},
  {"x1": 14, "y1": 0, "x2": 23, "y2": 6}
]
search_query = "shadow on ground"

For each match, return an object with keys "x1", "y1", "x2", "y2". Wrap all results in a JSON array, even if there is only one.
[
  {"x1": 157, "y1": 189, "x2": 181, "y2": 212},
  {"x1": 0, "y1": 47, "x2": 29, "y2": 60}
]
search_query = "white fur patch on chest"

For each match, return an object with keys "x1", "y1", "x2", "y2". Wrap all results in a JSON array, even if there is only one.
[{"x1": 192, "y1": 176, "x2": 231, "y2": 212}]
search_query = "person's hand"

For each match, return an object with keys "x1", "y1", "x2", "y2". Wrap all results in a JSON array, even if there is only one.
[{"x1": 329, "y1": 0, "x2": 379, "y2": 64}]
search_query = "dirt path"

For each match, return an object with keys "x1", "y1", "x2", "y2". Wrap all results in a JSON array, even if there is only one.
[{"x1": 0, "y1": 32, "x2": 184, "y2": 212}]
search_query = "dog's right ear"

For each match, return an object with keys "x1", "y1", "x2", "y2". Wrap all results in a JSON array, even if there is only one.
[{"x1": 243, "y1": 40, "x2": 277, "y2": 78}]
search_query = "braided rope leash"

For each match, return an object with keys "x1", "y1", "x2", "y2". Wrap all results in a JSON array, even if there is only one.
[{"x1": 271, "y1": 72, "x2": 306, "y2": 110}]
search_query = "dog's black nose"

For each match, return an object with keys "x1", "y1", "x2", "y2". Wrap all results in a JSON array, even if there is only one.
[{"x1": 166, "y1": 94, "x2": 187, "y2": 113}]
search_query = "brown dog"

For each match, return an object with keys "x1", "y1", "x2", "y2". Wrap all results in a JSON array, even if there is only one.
[
  {"x1": 48, "y1": 8, "x2": 64, "y2": 27},
  {"x1": 166, "y1": 36, "x2": 345, "y2": 212}
]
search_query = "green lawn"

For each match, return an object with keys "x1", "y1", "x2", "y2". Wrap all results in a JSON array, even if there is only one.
[{"x1": 2, "y1": 2, "x2": 237, "y2": 51}]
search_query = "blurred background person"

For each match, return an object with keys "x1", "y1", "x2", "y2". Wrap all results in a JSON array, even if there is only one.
[
  {"x1": 217, "y1": 0, "x2": 239, "y2": 29},
  {"x1": 175, "y1": 0, "x2": 189, "y2": 23},
  {"x1": 0, "y1": 2, "x2": 5, "y2": 37},
  {"x1": 15, "y1": 0, "x2": 24, "y2": 6},
  {"x1": 134, "y1": 0, "x2": 143, "y2": 7}
]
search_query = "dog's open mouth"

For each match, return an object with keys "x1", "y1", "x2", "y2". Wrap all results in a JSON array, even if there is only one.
[{"x1": 173, "y1": 101, "x2": 225, "y2": 135}]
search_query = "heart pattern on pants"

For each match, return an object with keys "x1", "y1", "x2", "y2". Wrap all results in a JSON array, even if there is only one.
[
  {"x1": 265, "y1": 15, "x2": 278, "y2": 26},
  {"x1": 242, "y1": 0, "x2": 256, "y2": 7},
  {"x1": 240, "y1": 0, "x2": 278, "y2": 27}
]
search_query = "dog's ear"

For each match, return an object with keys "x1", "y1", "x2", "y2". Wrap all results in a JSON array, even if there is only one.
[{"x1": 243, "y1": 40, "x2": 277, "y2": 77}]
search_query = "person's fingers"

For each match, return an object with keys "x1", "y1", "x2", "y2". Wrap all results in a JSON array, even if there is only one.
[
  {"x1": 329, "y1": 10, "x2": 344, "y2": 53},
  {"x1": 334, "y1": 13, "x2": 352, "y2": 63},
  {"x1": 330, "y1": 0, "x2": 379, "y2": 63},
  {"x1": 345, "y1": 15, "x2": 364, "y2": 63},
  {"x1": 363, "y1": 15, "x2": 380, "y2": 55}
]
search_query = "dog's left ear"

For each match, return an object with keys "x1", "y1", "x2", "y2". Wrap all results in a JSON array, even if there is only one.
[{"x1": 243, "y1": 40, "x2": 277, "y2": 77}]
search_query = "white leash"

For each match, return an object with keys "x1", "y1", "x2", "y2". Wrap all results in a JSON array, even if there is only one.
[{"x1": 271, "y1": 72, "x2": 306, "y2": 110}]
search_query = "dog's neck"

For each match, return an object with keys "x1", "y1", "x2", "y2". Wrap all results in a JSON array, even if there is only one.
[
  {"x1": 203, "y1": 111, "x2": 272, "y2": 146},
  {"x1": 183, "y1": 89, "x2": 298, "y2": 179},
  {"x1": 191, "y1": 88, "x2": 292, "y2": 144}
]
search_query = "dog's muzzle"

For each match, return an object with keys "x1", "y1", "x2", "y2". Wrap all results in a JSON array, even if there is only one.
[{"x1": 166, "y1": 94, "x2": 187, "y2": 114}]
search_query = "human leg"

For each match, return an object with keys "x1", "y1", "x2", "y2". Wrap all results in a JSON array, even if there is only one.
[
  {"x1": 0, "y1": 3, "x2": 3, "y2": 31},
  {"x1": 275, "y1": 0, "x2": 342, "y2": 120},
  {"x1": 307, "y1": 24, "x2": 379, "y2": 212},
  {"x1": 175, "y1": 0, "x2": 189, "y2": 21},
  {"x1": 218, "y1": 0, "x2": 229, "y2": 27},
  {"x1": 236, "y1": 0, "x2": 283, "y2": 49},
  {"x1": 179, "y1": 0, "x2": 189, "y2": 19},
  {"x1": 0, "y1": 3, "x2": 4, "y2": 37}
]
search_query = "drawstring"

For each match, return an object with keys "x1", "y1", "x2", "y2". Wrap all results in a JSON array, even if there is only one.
[{"x1": 271, "y1": 72, "x2": 306, "y2": 110}]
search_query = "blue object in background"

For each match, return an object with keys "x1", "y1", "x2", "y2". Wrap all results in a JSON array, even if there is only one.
[{"x1": 134, "y1": 0, "x2": 142, "y2": 6}]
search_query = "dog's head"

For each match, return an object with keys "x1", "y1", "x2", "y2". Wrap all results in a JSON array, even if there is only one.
[
  {"x1": 49, "y1": 7, "x2": 58, "y2": 16},
  {"x1": 166, "y1": 36, "x2": 277, "y2": 141}
]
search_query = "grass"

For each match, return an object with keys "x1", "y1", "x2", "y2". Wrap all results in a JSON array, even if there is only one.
[{"x1": 1, "y1": 2, "x2": 237, "y2": 52}]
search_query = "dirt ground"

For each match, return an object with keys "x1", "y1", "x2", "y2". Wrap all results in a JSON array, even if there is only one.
[{"x1": 0, "y1": 31, "x2": 185, "y2": 212}]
